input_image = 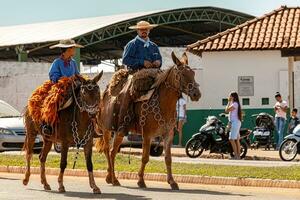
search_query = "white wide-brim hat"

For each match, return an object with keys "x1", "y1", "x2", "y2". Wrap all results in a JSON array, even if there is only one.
[
  {"x1": 49, "y1": 39, "x2": 84, "y2": 49},
  {"x1": 129, "y1": 21, "x2": 158, "y2": 30}
]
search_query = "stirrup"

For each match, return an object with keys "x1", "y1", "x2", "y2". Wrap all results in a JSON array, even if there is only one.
[{"x1": 42, "y1": 125, "x2": 53, "y2": 136}]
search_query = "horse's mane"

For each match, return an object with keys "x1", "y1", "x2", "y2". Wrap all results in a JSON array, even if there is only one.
[{"x1": 152, "y1": 65, "x2": 175, "y2": 89}]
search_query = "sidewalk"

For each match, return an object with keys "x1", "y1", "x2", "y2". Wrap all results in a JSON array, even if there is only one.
[{"x1": 120, "y1": 147, "x2": 299, "y2": 161}]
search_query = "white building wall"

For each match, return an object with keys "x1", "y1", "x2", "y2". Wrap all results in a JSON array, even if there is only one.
[
  {"x1": 189, "y1": 50, "x2": 289, "y2": 110},
  {"x1": 294, "y1": 61, "x2": 300, "y2": 112}
]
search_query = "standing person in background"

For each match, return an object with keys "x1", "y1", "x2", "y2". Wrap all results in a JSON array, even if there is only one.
[
  {"x1": 274, "y1": 92, "x2": 288, "y2": 150},
  {"x1": 225, "y1": 92, "x2": 242, "y2": 160},
  {"x1": 288, "y1": 108, "x2": 299, "y2": 135},
  {"x1": 175, "y1": 94, "x2": 187, "y2": 147}
]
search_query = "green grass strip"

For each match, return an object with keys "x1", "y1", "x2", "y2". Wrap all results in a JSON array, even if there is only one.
[{"x1": 0, "y1": 153, "x2": 300, "y2": 181}]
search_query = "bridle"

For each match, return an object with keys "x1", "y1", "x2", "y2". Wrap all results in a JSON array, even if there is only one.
[
  {"x1": 71, "y1": 81, "x2": 100, "y2": 117},
  {"x1": 165, "y1": 65, "x2": 199, "y2": 97}
]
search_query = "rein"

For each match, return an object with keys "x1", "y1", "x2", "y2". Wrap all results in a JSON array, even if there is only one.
[
  {"x1": 71, "y1": 81, "x2": 99, "y2": 116},
  {"x1": 70, "y1": 80, "x2": 100, "y2": 169}
]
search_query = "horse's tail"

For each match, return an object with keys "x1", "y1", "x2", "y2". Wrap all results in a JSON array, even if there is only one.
[
  {"x1": 95, "y1": 137, "x2": 105, "y2": 153},
  {"x1": 22, "y1": 107, "x2": 30, "y2": 152}
]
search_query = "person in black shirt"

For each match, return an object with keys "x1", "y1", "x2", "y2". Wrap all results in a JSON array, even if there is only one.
[{"x1": 288, "y1": 108, "x2": 299, "y2": 134}]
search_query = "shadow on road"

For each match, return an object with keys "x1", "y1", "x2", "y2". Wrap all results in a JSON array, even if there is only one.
[
  {"x1": 0, "y1": 176, "x2": 20, "y2": 181},
  {"x1": 122, "y1": 185, "x2": 250, "y2": 197},
  {"x1": 28, "y1": 189, "x2": 150, "y2": 200}
]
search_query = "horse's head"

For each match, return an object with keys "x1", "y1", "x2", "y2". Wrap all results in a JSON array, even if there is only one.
[
  {"x1": 75, "y1": 71, "x2": 103, "y2": 115},
  {"x1": 170, "y1": 51, "x2": 201, "y2": 101}
]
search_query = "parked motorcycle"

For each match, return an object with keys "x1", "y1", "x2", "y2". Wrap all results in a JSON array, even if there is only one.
[
  {"x1": 251, "y1": 113, "x2": 276, "y2": 150},
  {"x1": 279, "y1": 124, "x2": 300, "y2": 161},
  {"x1": 185, "y1": 114, "x2": 251, "y2": 159}
]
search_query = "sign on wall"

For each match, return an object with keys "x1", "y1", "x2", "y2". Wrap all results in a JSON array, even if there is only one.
[{"x1": 238, "y1": 76, "x2": 254, "y2": 96}]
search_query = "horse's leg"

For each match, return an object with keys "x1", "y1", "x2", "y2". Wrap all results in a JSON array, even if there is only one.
[
  {"x1": 137, "y1": 135, "x2": 151, "y2": 188},
  {"x1": 84, "y1": 139, "x2": 101, "y2": 194},
  {"x1": 164, "y1": 132, "x2": 179, "y2": 190},
  {"x1": 103, "y1": 131, "x2": 113, "y2": 184},
  {"x1": 22, "y1": 132, "x2": 36, "y2": 186},
  {"x1": 58, "y1": 142, "x2": 69, "y2": 193},
  {"x1": 110, "y1": 132, "x2": 124, "y2": 186},
  {"x1": 39, "y1": 139, "x2": 52, "y2": 190}
]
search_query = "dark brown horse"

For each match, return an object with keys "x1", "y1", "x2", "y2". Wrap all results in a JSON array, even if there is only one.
[
  {"x1": 96, "y1": 52, "x2": 201, "y2": 190},
  {"x1": 22, "y1": 72, "x2": 103, "y2": 193}
]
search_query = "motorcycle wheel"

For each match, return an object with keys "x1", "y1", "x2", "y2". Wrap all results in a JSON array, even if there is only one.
[
  {"x1": 230, "y1": 140, "x2": 248, "y2": 159},
  {"x1": 185, "y1": 138, "x2": 204, "y2": 158},
  {"x1": 54, "y1": 143, "x2": 61, "y2": 153},
  {"x1": 279, "y1": 139, "x2": 298, "y2": 161}
]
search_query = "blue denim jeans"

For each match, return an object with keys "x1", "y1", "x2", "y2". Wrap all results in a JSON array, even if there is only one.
[{"x1": 275, "y1": 117, "x2": 286, "y2": 149}]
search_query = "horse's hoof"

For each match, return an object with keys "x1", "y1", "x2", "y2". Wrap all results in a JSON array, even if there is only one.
[
  {"x1": 23, "y1": 179, "x2": 29, "y2": 186},
  {"x1": 170, "y1": 182, "x2": 179, "y2": 190},
  {"x1": 137, "y1": 180, "x2": 147, "y2": 188},
  {"x1": 105, "y1": 176, "x2": 112, "y2": 184},
  {"x1": 44, "y1": 184, "x2": 51, "y2": 191},
  {"x1": 93, "y1": 187, "x2": 101, "y2": 194},
  {"x1": 112, "y1": 180, "x2": 121, "y2": 186},
  {"x1": 58, "y1": 186, "x2": 66, "y2": 193}
]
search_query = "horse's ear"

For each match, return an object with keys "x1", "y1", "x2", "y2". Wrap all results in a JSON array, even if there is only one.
[
  {"x1": 180, "y1": 52, "x2": 188, "y2": 65},
  {"x1": 75, "y1": 74, "x2": 86, "y2": 83},
  {"x1": 171, "y1": 51, "x2": 181, "y2": 66},
  {"x1": 93, "y1": 70, "x2": 103, "y2": 83}
]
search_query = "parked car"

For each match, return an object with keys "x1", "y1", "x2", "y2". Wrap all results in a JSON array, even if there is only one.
[
  {"x1": 54, "y1": 134, "x2": 164, "y2": 157},
  {"x1": 0, "y1": 100, "x2": 43, "y2": 153},
  {"x1": 120, "y1": 134, "x2": 164, "y2": 157}
]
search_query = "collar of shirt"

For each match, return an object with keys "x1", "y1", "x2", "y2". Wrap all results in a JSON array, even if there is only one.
[
  {"x1": 136, "y1": 35, "x2": 151, "y2": 48},
  {"x1": 60, "y1": 56, "x2": 71, "y2": 67}
]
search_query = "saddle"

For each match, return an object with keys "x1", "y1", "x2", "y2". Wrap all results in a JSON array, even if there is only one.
[
  {"x1": 102, "y1": 68, "x2": 161, "y2": 132},
  {"x1": 28, "y1": 76, "x2": 79, "y2": 138}
]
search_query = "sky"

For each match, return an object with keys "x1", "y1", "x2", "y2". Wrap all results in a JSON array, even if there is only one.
[{"x1": 0, "y1": 0, "x2": 299, "y2": 26}]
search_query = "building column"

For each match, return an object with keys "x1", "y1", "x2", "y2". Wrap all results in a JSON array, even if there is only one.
[
  {"x1": 74, "y1": 48, "x2": 81, "y2": 72},
  {"x1": 288, "y1": 56, "x2": 294, "y2": 108},
  {"x1": 18, "y1": 51, "x2": 28, "y2": 62}
]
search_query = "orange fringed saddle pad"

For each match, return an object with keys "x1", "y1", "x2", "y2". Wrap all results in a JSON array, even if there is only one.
[{"x1": 28, "y1": 77, "x2": 75, "y2": 126}]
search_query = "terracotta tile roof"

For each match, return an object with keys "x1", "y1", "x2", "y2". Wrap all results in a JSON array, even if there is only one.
[{"x1": 187, "y1": 6, "x2": 300, "y2": 55}]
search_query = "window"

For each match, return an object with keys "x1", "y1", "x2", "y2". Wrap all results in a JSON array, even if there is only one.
[
  {"x1": 262, "y1": 98, "x2": 269, "y2": 105},
  {"x1": 242, "y1": 98, "x2": 250, "y2": 105},
  {"x1": 222, "y1": 98, "x2": 228, "y2": 106}
]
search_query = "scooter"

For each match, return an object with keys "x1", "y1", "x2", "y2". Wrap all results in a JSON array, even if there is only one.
[
  {"x1": 279, "y1": 124, "x2": 300, "y2": 161},
  {"x1": 185, "y1": 113, "x2": 251, "y2": 159}
]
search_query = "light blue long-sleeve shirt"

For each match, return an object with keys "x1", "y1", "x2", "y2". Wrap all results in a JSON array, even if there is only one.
[
  {"x1": 122, "y1": 36, "x2": 162, "y2": 70},
  {"x1": 49, "y1": 57, "x2": 79, "y2": 83}
]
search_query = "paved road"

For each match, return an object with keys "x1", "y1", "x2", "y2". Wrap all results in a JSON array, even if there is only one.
[{"x1": 0, "y1": 172, "x2": 300, "y2": 200}]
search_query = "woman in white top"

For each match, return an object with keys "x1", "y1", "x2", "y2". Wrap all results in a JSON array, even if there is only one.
[{"x1": 225, "y1": 91, "x2": 242, "y2": 159}]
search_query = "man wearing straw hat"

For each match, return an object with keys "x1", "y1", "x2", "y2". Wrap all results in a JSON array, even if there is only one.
[
  {"x1": 49, "y1": 39, "x2": 84, "y2": 83},
  {"x1": 41, "y1": 39, "x2": 83, "y2": 135},
  {"x1": 122, "y1": 20, "x2": 162, "y2": 71},
  {"x1": 114, "y1": 21, "x2": 162, "y2": 135}
]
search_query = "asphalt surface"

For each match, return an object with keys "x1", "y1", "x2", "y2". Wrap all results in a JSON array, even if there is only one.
[{"x1": 0, "y1": 172, "x2": 300, "y2": 200}]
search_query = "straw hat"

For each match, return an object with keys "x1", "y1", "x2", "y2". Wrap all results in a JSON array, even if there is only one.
[
  {"x1": 129, "y1": 21, "x2": 158, "y2": 30},
  {"x1": 49, "y1": 39, "x2": 84, "y2": 49}
]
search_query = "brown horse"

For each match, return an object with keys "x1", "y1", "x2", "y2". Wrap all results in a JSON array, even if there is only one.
[
  {"x1": 96, "y1": 52, "x2": 201, "y2": 190},
  {"x1": 22, "y1": 72, "x2": 103, "y2": 193}
]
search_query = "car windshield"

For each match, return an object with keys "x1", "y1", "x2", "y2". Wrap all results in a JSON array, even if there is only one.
[{"x1": 0, "y1": 100, "x2": 21, "y2": 118}]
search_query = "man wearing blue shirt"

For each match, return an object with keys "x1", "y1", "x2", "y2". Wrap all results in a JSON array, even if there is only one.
[
  {"x1": 116, "y1": 21, "x2": 162, "y2": 135},
  {"x1": 49, "y1": 39, "x2": 83, "y2": 83},
  {"x1": 122, "y1": 21, "x2": 162, "y2": 71},
  {"x1": 42, "y1": 39, "x2": 83, "y2": 135}
]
